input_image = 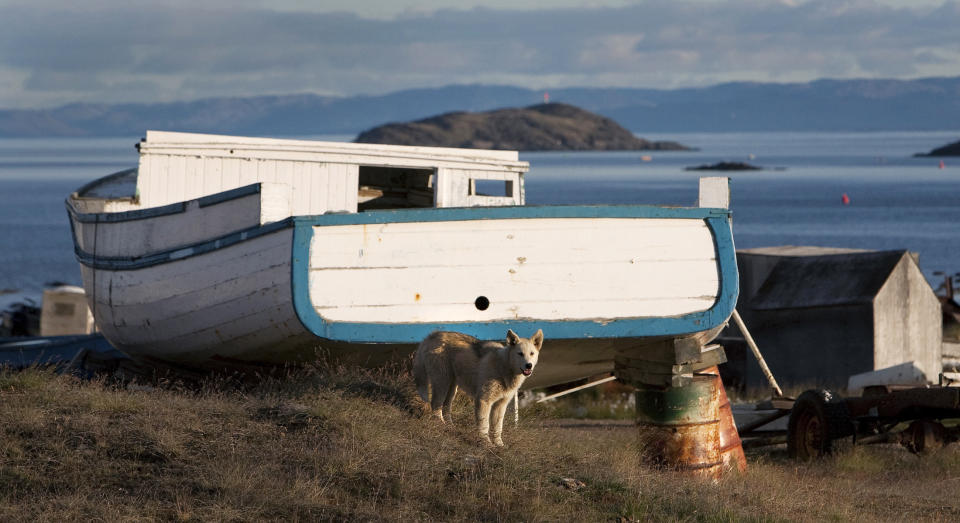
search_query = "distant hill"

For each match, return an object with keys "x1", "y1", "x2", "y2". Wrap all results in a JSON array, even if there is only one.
[
  {"x1": 915, "y1": 139, "x2": 960, "y2": 157},
  {"x1": 354, "y1": 103, "x2": 689, "y2": 151},
  {"x1": 3, "y1": 76, "x2": 960, "y2": 137}
]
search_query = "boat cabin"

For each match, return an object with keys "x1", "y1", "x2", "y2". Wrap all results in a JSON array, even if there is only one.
[{"x1": 72, "y1": 131, "x2": 529, "y2": 216}]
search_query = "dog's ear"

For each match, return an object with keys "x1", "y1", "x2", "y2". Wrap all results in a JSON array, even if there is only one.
[
  {"x1": 506, "y1": 329, "x2": 520, "y2": 345},
  {"x1": 531, "y1": 329, "x2": 544, "y2": 351}
]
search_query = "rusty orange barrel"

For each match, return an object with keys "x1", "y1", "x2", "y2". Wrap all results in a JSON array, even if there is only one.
[
  {"x1": 635, "y1": 373, "x2": 723, "y2": 479},
  {"x1": 702, "y1": 366, "x2": 747, "y2": 473}
]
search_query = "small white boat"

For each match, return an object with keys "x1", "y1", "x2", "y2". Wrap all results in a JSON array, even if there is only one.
[{"x1": 67, "y1": 131, "x2": 738, "y2": 387}]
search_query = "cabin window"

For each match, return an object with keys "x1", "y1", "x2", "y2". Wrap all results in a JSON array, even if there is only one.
[
  {"x1": 470, "y1": 179, "x2": 514, "y2": 198},
  {"x1": 357, "y1": 166, "x2": 435, "y2": 210}
]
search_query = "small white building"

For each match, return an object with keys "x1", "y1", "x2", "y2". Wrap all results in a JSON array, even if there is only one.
[{"x1": 40, "y1": 285, "x2": 96, "y2": 336}]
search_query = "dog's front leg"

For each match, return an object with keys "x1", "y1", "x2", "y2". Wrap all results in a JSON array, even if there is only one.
[
  {"x1": 489, "y1": 397, "x2": 511, "y2": 447},
  {"x1": 475, "y1": 399, "x2": 492, "y2": 445}
]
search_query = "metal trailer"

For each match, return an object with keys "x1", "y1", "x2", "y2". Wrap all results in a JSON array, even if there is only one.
[{"x1": 738, "y1": 382, "x2": 960, "y2": 460}]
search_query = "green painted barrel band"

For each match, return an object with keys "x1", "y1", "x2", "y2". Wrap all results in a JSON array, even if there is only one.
[{"x1": 635, "y1": 374, "x2": 720, "y2": 425}]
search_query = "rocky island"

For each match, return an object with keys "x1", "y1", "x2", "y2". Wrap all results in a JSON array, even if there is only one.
[
  {"x1": 915, "y1": 139, "x2": 960, "y2": 157},
  {"x1": 685, "y1": 161, "x2": 764, "y2": 171},
  {"x1": 354, "y1": 103, "x2": 690, "y2": 151}
]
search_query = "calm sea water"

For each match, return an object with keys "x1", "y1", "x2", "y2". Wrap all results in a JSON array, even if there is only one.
[{"x1": 1, "y1": 131, "x2": 959, "y2": 295}]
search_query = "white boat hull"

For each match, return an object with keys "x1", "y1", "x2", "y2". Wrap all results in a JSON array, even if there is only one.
[{"x1": 69, "y1": 187, "x2": 737, "y2": 386}]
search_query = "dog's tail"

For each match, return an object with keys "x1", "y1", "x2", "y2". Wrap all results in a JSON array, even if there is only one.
[{"x1": 412, "y1": 343, "x2": 430, "y2": 402}]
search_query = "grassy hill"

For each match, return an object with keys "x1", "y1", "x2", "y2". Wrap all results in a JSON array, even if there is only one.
[{"x1": 2, "y1": 364, "x2": 959, "y2": 521}]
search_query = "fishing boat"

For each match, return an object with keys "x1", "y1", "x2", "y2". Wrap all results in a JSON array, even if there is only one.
[{"x1": 66, "y1": 131, "x2": 737, "y2": 387}]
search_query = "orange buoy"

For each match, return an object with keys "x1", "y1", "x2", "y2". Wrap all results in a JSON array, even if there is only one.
[
  {"x1": 940, "y1": 160, "x2": 946, "y2": 169},
  {"x1": 841, "y1": 193, "x2": 850, "y2": 205}
]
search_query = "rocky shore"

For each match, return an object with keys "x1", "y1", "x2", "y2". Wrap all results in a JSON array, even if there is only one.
[{"x1": 354, "y1": 103, "x2": 690, "y2": 151}]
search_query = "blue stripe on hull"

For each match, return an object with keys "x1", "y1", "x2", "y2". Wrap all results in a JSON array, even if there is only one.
[
  {"x1": 291, "y1": 205, "x2": 738, "y2": 343},
  {"x1": 71, "y1": 217, "x2": 294, "y2": 271}
]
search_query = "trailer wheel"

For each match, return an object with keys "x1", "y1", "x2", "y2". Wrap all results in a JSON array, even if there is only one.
[{"x1": 787, "y1": 389, "x2": 853, "y2": 460}]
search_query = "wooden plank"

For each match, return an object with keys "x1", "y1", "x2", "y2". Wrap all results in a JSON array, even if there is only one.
[
  {"x1": 125, "y1": 297, "x2": 303, "y2": 360},
  {"x1": 144, "y1": 130, "x2": 522, "y2": 162},
  {"x1": 615, "y1": 345, "x2": 727, "y2": 373},
  {"x1": 258, "y1": 158, "x2": 277, "y2": 183},
  {"x1": 276, "y1": 161, "x2": 294, "y2": 210},
  {"x1": 309, "y1": 261, "x2": 717, "y2": 308},
  {"x1": 308, "y1": 264, "x2": 717, "y2": 302},
  {"x1": 435, "y1": 167, "x2": 470, "y2": 207},
  {"x1": 143, "y1": 155, "x2": 168, "y2": 207},
  {"x1": 305, "y1": 162, "x2": 324, "y2": 215},
  {"x1": 105, "y1": 231, "x2": 291, "y2": 301},
  {"x1": 136, "y1": 154, "x2": 152, "y2": 205},
  {"x1": 326, "y1": 163, "x2": 342, "y2": 213},
  {"x1": 168, "y1": 155, "x2": 187, "y2": 205},
  {"x1": 326, "y1": 163, "x2": 341, "y2": 213},
  {"x1": 100, "y1": 240, "x2": 290, "y2": 307},
  {"x1": 139, "y1": 307, "x2": 308, "y2": 362},
  {"x1": 291, "y1": 161, "x2": 308, "y2": 215},
  {"x1": 333, "y1": 163, "x2": 358, "y2": 213},
  {"x1": 345, "y1": 164, "x2": 360, "y2": 212},
  {"x1": 72, "y1": 193, "x2": 265, "y2": 258},
  {"x1": 260, "y1": 182, "x2": 292, "y2": 223},
  {"x1": 310, "y1": 218, "x2": 714, "y2": 268},
  {"x1": 239, "y1": 158, "x2": 258, "y2": 187},
  {"x1": 106, "y1": 262, "x2": 291, "y2": 328},
  {"x1": 462, "y1": 169, "x2": 513, "y2": 181},
  {"x1": 141, "y1": 147, "x2": 526, "y2": 176},
  {"x1": 202, "y1": 157, "x2": 223, "y2": 199},
  {"x1": 464, "y1": 195, "x2": 518, "y2": 207},
  {"x1": 222, "y1": 157, "x2": 242, "y2": 192},
  {"x1": 312, "y1": 297, "x2": 717, "y2": 323},
  {"x1": 182, "y1": 155, "x2": 202, "y2": 203}
]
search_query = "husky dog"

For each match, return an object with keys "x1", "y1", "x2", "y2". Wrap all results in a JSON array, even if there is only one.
[{"x1": 413, "y1": 329, "x2": 544, "y2": 447}]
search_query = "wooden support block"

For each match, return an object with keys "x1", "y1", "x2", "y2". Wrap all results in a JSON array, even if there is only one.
[
  {"x1": 617, "y1": 337, "x2": 703, "y2": 365},
  {"x1": 614, "y1": 343, "x2": 727, "y2": 388},
  {"x1": 615, "y1": 367, "x2": 694, "y2": 388}
]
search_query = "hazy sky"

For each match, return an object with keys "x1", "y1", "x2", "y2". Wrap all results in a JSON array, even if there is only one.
[{"x1": 1, "y1": 0, "x2": 957, "y2": 108}]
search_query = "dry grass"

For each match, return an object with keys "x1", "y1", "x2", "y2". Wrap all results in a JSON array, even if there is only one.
[{"x1": 1, "y1": 363, "x2": 959, "y2": 522}]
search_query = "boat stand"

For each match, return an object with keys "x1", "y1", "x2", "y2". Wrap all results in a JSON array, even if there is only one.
[{"x1": 614, "y1": 338, "x2": 746, "y2": 478}]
